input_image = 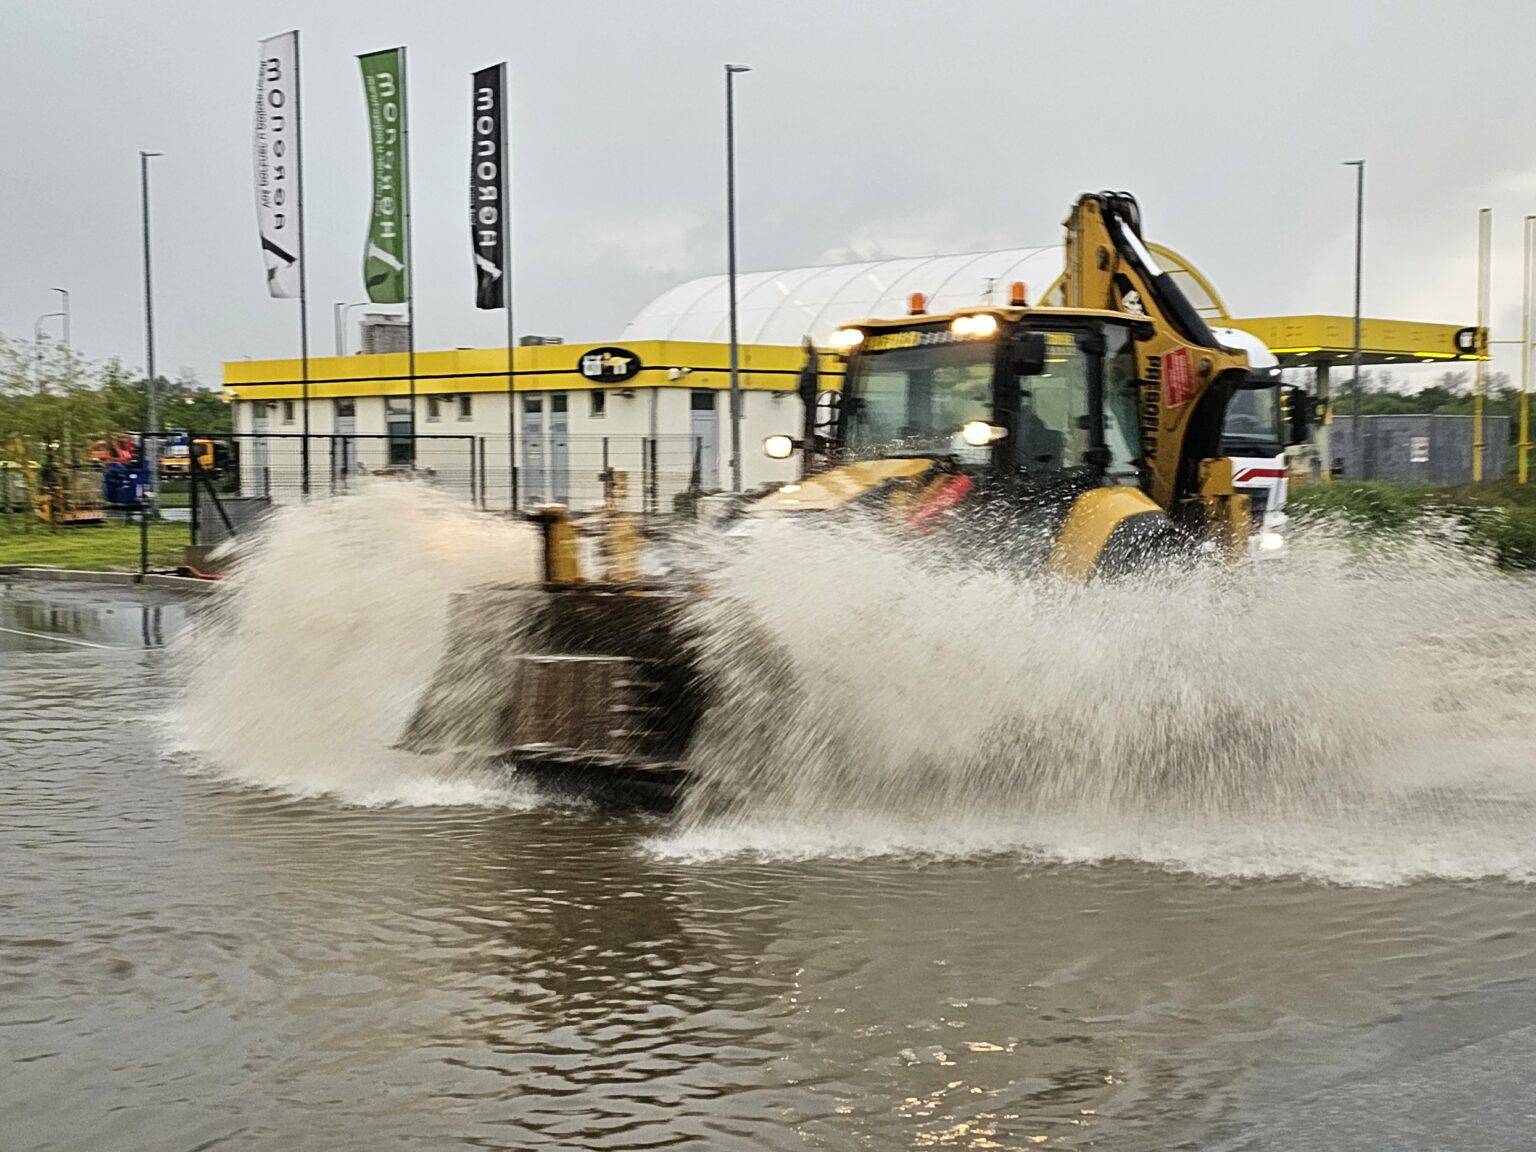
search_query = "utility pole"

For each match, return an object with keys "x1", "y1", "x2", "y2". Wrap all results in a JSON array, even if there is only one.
[
  {"x1": 725, "y1": 63, "x2": 750, "y2": 492},
  {"x1": 1344, "y1": 159, "x2": 1365, "y2": 478},
  {"x1": 140, "y1": 150, "x2": 163, "y2": 437}
]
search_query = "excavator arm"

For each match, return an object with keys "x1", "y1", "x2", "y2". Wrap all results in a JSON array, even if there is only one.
[{"x1": 1060, "y1": 193, "x2": 1251, "y2": 517}]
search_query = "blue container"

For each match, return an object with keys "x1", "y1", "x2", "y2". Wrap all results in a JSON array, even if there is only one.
[{"x1": 102, "y1": 462, "x2": 146, "y2": 507}]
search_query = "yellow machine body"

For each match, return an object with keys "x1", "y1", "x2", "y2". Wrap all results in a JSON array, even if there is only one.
[{"x1": 740, "y1": 192, "x2": 1258, "y2": 578}]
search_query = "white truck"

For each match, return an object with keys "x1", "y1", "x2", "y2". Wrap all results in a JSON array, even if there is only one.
[{"x1": 1212, "y1": 327, "x2": 1292, "y2": 554}]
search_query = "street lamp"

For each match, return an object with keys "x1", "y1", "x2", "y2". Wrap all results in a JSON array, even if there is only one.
[
  {"x1": 333, "y1": 301, "x2": 369, "y2": 356},
  {"x1": 33, "y1": 311, "x2": 64, "y2": 391},
  {"x1": 140, "y1": 150, "x2": 163, "y2": 436},
  {"x1": 34, "y1": 311, "x2": 64, "y2": 342},
  {"x1": 725, "y1": 63, "x2": 750, "y2": 492},
  {"x1": 52, "y1": 288, "x2": 70, "y2": 349},
  {"x1": 1343, "y1": 159, "x2": 1364, "y2": 478},
  {"x1": 1521, "y1": 215, "x2": 1534, "y2": 485}
]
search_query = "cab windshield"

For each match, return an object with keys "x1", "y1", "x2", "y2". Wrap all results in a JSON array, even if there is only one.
[
  {"x1": 841, "y1": 323, "x2": 1143, "y2": 479},
  {"x1": 842, "y1": 337, "x2": 995, "y2": 463},
  {"x1": 1222, "y1": 384, "x2": 1283, "y2": 456}
]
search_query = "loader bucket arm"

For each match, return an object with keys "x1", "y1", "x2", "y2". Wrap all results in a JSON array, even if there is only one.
[{"x1": 1060, "y1": 193, "x2": 1252, "y2": 511}]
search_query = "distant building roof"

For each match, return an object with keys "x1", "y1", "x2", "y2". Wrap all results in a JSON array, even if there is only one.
[{"x1": 622, "y1": 247, "x2": 1068, "y2": 346}]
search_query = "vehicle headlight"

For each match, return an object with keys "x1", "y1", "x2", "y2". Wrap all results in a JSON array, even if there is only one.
[
  {"x1": 1259, "y1": 531, "x2": 1285, "y2": 552},
  {"x1": 827, "y1": 327, "x2": 864, "y2": 351},
  {"x1": 960, "y1": 420, "x2": 1006, "y2": 447},
  {"x1": 762, "y1": 435, "x2": 797, "y2": 459}
]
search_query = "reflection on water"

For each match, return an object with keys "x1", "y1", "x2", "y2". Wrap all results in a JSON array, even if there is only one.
[
  {"x1": 0, "y1": 581, "x2": 189, "y2": 650},
  {"x1": 5, "y1": 612, "x2": 1536, "y2": 1150}
]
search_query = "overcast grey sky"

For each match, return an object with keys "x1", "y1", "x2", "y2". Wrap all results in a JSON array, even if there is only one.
[{"x1": 3, "y1": 0, "x2": 1534, "y2": 386}]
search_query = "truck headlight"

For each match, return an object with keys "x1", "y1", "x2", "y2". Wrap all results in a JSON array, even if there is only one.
[
  {"x1": 762, "y1": 435, "x2": 797, "y2": 459},
  {"x1": 827, "y1": 327, "x2": 864, "y2": 351},
  {"x1": 1259, "y1": 531, "x2": 1285, "y2": 552}
]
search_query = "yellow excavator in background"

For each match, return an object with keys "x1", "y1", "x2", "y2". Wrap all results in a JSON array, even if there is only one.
[
  {"x1": 748, "y1": 191, "x2": 1310, "y2": 574},
  {"x1": 404, "y1": 192, "x2": 1313, "y2": 806}
]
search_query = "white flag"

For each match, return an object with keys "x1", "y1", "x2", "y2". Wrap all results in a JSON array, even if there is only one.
[{"x1": 254, "y1": 31, "x2": 301, "y2": 299}]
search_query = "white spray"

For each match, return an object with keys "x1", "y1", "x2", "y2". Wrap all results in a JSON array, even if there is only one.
[
  {"x1": 174, "y1": 483, "x2": 539, "y2": 806},
  {"x1": 657, "y1": 517, "x2": 1536, "y2": 884}
]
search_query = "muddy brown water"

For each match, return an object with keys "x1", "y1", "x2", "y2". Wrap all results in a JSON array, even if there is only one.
[{"x1": 6, "y1": 576, "x2": 1536, "y2": 1151}]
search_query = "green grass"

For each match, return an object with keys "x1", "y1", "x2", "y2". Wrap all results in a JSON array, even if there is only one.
[
  {"x1": 1289, "y1": 480, "x2": 1536, "y2": 571},
  {"x1": 0, "y1": 515, "x2": 188, "y2": 571}
]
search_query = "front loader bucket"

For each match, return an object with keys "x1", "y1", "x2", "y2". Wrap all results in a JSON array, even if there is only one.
[{"x1": 400, "y1": 582, "x2": 707, "y2": 809}]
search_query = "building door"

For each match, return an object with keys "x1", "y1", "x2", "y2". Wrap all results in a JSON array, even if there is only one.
[
  {"x1": 690, "y1": 389, "x2": 720, "y2": 489},
  {"x1": 521, "y1": 394, "x2": 545, "y2": 503},
  {"x1": 333, "y1": 399, "x2": 357, "y2": 485},
  {"x1": 385, "y1": 399, "x2": 412, "y2": 466},
  {"x1": 251, "y1": 402, "x2": 271, "y2": 497},
  {"x1": 549, "y1": 392, "x2": 570, "y2": 505}
]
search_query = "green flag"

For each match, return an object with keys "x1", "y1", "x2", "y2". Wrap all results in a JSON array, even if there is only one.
[{"x1": 358, "y1": 48, "x2": 409, "y2": 304}]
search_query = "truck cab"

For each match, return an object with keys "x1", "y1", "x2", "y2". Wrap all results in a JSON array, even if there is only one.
[{"x1": 1212, "y1": 327, "x2": 1292, "y2": 554}]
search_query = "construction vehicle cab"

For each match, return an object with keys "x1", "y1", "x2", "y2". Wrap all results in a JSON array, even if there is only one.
[{"x1": 754, "y1": 192, "x2": 1306, "y2": 575}]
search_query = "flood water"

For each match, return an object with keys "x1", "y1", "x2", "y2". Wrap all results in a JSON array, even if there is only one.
[{"x1": 7, "y1": 491, "x2": 1536, "y2": 1150}]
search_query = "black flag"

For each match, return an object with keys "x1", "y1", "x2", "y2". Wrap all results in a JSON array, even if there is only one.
[{"x1": 470, "y1": 63, "x2": 507, "y2": 309}]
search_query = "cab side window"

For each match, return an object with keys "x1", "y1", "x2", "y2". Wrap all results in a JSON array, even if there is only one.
[{"x1": 1019, "y1": 332, "x2": 1089, "y2": 470}]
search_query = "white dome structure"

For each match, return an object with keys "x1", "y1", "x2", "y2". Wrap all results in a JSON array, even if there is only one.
[
  {"x1": 621, "y1": 242, "x2": 1229, "y2": 348},
  {"x1": 623, "y1": 247, "x2": 1065, "y2": 346}
]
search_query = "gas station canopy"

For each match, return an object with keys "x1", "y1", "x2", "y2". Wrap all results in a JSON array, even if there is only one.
[{"x1": 1221, "y1": 315, "x2": 1486, "y2": 368}]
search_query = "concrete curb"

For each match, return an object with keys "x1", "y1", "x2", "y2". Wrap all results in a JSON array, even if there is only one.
[{"x1": 0, "y1": 566, "x2": 223, "y2": 595}]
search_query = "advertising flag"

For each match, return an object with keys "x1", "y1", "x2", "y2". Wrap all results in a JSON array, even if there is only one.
[
  {"x1": 254, "y1": 31, "x2": 300, "y2": 298},
  {"x1": 470, "y1": 63, "x2": 507, "y2": 310},
  {"x1": 359, "y1": 48, "x2": 409, "y2": 304}
]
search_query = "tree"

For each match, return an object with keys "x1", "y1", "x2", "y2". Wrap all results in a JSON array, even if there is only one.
[{"x1": 0, "y1": 331, "x2": 232, "y2": 449}]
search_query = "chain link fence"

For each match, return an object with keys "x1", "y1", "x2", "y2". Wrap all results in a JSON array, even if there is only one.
[{"x1": 1328, "y1": 415, "x2": 1512, "y2": 483}]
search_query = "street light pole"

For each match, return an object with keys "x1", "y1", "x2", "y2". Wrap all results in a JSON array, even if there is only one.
[
  {"x1": 140, "y1": 150, "x2": 163, "y2": 437},
  {"x1": 1520, "y1": 215, "x2": 1533, "y2": 485},
  {"x1": 1473, "y1": 207, "x2": 1492, "y2": 482},
  {"x1": 1344, "y1": 159, "x2": 1365, "y2": 478},
  {"x1": 33, "y1": 312, "x2": 64, "y2": 391},
  {"x1": 333, "y1": 301, "x2": 370, "y2": 356},
  {"x1": 725, "y1": 63, "x2": 750, "y2": 493},
  {"x1": 52, "y1": 288, "x2": 70, "y2": 350}
]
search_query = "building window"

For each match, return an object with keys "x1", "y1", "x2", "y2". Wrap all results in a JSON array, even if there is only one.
[
  {"x1": 458, "y1": 394, "x2": 473, "y2": 421},
  {"x1": 427, "y1": 395, "x2": 442, "y2": 422},
  {"x1": 550, "y1": 392, "x2": 568, "y2": 415},
  {"x1": 690, "y1": 390, "x2": 716, "y2": 412},
  {"x1": 335, "y1": 398, "x2": 355, "y2": 419},
  {"x1": 590, "y1": 389, "x2": 606, "y2": 418},
  {"x1": 281, "y1": 399, "x2": 295, "y2": 424}
]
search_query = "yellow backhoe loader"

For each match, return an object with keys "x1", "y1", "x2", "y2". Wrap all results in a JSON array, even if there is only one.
[{"x1": 403, "y1": 192, "x2": 1312, "y2": 806}]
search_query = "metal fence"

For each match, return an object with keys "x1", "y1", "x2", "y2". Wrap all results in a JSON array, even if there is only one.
[
  {"x1": 1328, "y1": 415, "x2": 1511, "y2": 483},
  {"x1": 26, "y1": 428, "x2": 709, "y2": 574},
  {"x1": 231, "y1": 431, "x2": 711, "y2": 513},
  {"x1": 233, "y1": 432, "x2": 480, "y2": 504}
]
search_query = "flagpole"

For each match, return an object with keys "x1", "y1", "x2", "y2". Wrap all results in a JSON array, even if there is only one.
[
  {"x1": 294, "y1": 29, "x2": 311, "y2": 496},
  {"x1": 402, "y1": 46, "x2": 417, "y2": 469},
  {"x1": 500, "y1": 61, "x2": 518, "y2": 511}
]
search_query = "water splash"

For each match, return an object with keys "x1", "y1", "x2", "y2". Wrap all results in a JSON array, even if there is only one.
[
  {"x1": 171, "y1": 482, "x2": 1536, "y2": 884},
  {"x1": 173, "y1": 483, "x2": 542, "y2": 807},
  {"x1": 654, "y1": 516, "x2": 1536, "y2": 884}
]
